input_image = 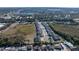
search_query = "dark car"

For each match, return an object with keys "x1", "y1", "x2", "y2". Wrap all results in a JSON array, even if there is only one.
[
  {"x1": 46, "y1": 44, "x2": 54, "y2": 51},
  {"x1": 33, "y1": 45, "x2": 40, "y2": 51},
  {"x1": 27, "y1": 45, "x2": 32, "y2": 51}
]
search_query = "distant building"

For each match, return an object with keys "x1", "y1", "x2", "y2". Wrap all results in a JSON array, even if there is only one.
[
  {"x1": 0, "y1": 14, "x2": 11, "y2": 19},
  {"x1": 73, "y1": 18, "x2": 79, "y2": 23}
]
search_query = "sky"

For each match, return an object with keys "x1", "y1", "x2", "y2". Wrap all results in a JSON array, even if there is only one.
[{"x1": 0, "y1": 0, "x2": 79, "y2": 7}]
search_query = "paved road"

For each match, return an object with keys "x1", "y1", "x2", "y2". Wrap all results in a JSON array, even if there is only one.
[
  {"x1": 35, "y1": 21, "x2": 49, "y2": 43},
  {"x1": 38, "y1": 22, "x2": 49, "y2": 42}
]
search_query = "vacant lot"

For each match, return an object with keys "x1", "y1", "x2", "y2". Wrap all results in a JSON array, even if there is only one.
[{"x1": 0, "y1": 23, "x2": 36, "y2": 45}]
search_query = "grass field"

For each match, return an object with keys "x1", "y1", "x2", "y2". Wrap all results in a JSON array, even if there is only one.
[
  {"x1": 51, "y1": 23, "x2": 79, "y2": 39},
  {"x1": 0, "y1": 23, "x2": 36, "y2": 44}
]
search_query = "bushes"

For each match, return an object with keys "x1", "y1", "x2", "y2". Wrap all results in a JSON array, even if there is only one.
[
  {"x1": 0, "y1": 34, "x2": 25, "y2": 47},
  {"x1": 0, "y1": 38, "x2": 11, "y2": 47}
]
